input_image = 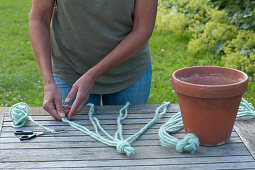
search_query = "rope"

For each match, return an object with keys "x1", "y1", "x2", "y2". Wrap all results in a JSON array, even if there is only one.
[
  {"x1": 62, "y1": 102, "x2": 170, "y2": 156},
  {"x1": 11, "y1": 98, "x2": 253, "y2": 155},
  {"x1": 9, "y1": 102, "x2": 55, "y2": 133},
  {"x1": 9, "y1": 101, "x2": 170, "y2": 156},
  {"x1": 158, "y1": 98, "x2": 255, "y2": 154},
  {"x1": 236, "y1": 98, "x2": 255, "y2": 118}
]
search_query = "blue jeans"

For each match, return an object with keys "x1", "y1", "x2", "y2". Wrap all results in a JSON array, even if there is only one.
[{"x1": 53, "y1": 64, "x2": 152, "y2": 106}]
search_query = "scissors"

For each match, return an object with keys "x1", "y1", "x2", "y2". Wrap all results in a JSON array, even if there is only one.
[{"x1": 14, "y1": 130, "x2": 66, "y2": 141}]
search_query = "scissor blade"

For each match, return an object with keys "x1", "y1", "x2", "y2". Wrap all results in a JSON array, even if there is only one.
[
  {"x1": 14, "y1": 131, "x2": 34, "y2": 135},
  {"x1": 35, "y1": 131, "x2": 50, "y2": 137},
  {"x1": 52, "y1": 130, "x2": 67, "y2": 134}
]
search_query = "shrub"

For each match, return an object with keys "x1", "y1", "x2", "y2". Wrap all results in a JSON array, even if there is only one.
[
  {"x1": 156, "y1": 7, "x2": 188, "y2": 34},
  {"x1": 224, "y1": 30, "x2": 255, "y2": 76},
  {"x1": 211, "y1": 0, "x2": 255, "y2": 30},
  {"x1": 157, "y1": 0, "x2": 255, "y2": 76},
  {"x1": 188, "y1": 22, "x2": 237, "y2": 55}
]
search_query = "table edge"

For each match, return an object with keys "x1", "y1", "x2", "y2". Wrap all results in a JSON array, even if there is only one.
[{"x1": 234, "y1": 122, "x2": 255, "y2": 160}]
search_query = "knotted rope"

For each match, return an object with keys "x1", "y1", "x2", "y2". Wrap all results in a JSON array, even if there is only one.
[
  {"x1": 62, "y1": 102, "x2": 170, "y2": 156},
  {"x1": 158, "y1": 112, "x2": 199, "y2": 154},
  {"x1": 9, "y1": 101, "x2": 170, "y2": 156},
  {"x1": 158, "y1": 98, "x2": 255, "y2": 154}
]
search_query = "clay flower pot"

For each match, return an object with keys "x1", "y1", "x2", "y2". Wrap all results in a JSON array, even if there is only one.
[{"x1": 172, "y1": 66, "x2": 248, "y2": 146}]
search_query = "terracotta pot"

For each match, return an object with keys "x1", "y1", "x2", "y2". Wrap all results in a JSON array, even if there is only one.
[{"x1": 172, "y1": 66, "x2": 248, "y2": 146}]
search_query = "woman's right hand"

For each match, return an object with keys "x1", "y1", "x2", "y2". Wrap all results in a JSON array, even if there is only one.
[
  {"x1": 43, "y1": 83, "x2": 70, "y2": 120},
  {"x1": 29, "y1": 0, "x2": 67, "y2": 119}
]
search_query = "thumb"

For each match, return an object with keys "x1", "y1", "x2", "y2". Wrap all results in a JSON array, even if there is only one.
[
  {"x1": 55, "y1": 98, "x2": 66, "y2": 118},
  {"x1": 65, "y1": 86, "x2": 78, "y2": 103}
]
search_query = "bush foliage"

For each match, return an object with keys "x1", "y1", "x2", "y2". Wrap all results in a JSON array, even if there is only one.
[
  {"x1": 211, "y1": 0, "x2": 255, "y2": 30},
  {"x1": 157, "y1": 0, "x2": 255, "y2": 76}
]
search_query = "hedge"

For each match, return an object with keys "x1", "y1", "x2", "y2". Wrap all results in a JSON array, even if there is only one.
[{"x1": 157, "y1": 0, "x2": 255, "y2": 77}]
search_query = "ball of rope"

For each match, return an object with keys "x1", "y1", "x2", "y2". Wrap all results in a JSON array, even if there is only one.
[
  {"x1": 9, "y1": 102, "x2": 30, "y2": 128},
  {"x1": 9, "y1": 102, "x2": 55, "y2": 132}
]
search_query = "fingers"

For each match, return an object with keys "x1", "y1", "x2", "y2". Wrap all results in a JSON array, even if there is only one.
[
  {"x1": 63, "y1": 105, "x2": 71, "y2": 117},
  {"x1": 76, "y1": 102, "x2": 85, "y2": 113},
  {"x1": 67, "y1": 95, "x2": 82, "y2": 120},
  {"x1": 65, "y1": 86, "x2": 78, "y2": 103},
  {"x1": 55, "y1": 98, "x2": 66, "y2": 118},
  {"x1": 67, "y1": 92, "x2": 88, "y2": 120},
  {"x1": 63, "y1": 105, "x2": 71, "y2": 111},
  {"x1": 43, "y1": 100, "x2": 62, "y2": 120}
]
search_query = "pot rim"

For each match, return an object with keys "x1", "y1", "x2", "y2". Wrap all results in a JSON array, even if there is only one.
[
  {"x1": 172, "y1": 66, "x2": 248, "y2": 88},
  {"x1": 172, "y1": 66, "x2": 249, "y2": 98}
]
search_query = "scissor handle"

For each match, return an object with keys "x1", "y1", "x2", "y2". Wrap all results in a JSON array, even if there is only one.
[
  {"x1": 20, "y1": 134, "x2": 37, "y2": 141},
  {"x1": 14, "y1": 131, "x2": 34, "y2": 135}
]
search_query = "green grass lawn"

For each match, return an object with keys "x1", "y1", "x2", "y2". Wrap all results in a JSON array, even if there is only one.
[
  {"x1": 0, "y1": 0, "x2": 43, "y2": 106},
  {"x1": 1, "y1": 0, "x2": 254, "y2": 107},
  {"x1": 148, "y1": 32, "x2": 224, "y2": 104}
]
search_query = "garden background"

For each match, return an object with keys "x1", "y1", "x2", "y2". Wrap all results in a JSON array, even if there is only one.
[{"x1": 0, "y1": 0, "x2": 255, "y2": 107}]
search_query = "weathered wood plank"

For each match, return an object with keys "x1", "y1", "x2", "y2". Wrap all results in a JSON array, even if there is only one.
[
  {"x1": 0, "y1": 127, "x2": 239, "y2": 138},
  {"x1": 0, "y1": 140, "x2": 161, "y2": 149},
  {"x1": 0, "y1": 156, "x2": 253, "y2": 169},
  {"x1": 0, "y1": 107, "x2": 9, "y2": 117},
  {"x1": 1, "y1": 105, "x2": 255, "y2": 169},
  {"x1": 2, "y1": 124, "x2": 237, "y2": 134},
  {"x1": 2, "y1": 123, "x2": 167, "y2": 132},
  {"x1": 0, "y1": 137, "x2": 242, "y2": 146},
  {"x1": 3, "y1": 109, "x2": 174, "y2": 131},
  {"x1": 2, "y1": 121, "x2": 174, "y2": 132},
  {"x1": 84, "y1": 162, "x2": 255, "y2": 170},
  {"x1": 76, "y1": 104, "x2": 180, "y2": 115},
  {"x1": 4, "y1": 112, "x2": 175, "y2": 122},
  {"x1": 0, "y1": 130, "x2": 240, "y2": 143},
  {"x1": 0, "y1": 135, "x2": 160, "y2": 143},
  {"x1": 2, "y1": 124, "x2": 238, "y2": 134},
  {"x1": 0, "y1": 104, "x2": 180, "y2": 116},
  {"x1": 235, "y1": 118, "x2": 255, "y2": 160},
  {"x1": 3, "y1": 118, "x2": 176, "y2": 127},
  {"x1": 0, "y1": 136, "x2": 242, "y2": 150},
  {"x1": 0, "y1": 131, "x2": 240, "y2": 143},
  {"x1": 1, "y1": 122, "x2": 175, "y2": 136},
  {"x1": 0, "y1": 143, "x2": 251, "y2": 162},
  {"x1": 0, "y1": 128, "x2": 159, "y2": 137},
  {"x1": 0, "y1": 116, "x2": 3, "y2": 137}
]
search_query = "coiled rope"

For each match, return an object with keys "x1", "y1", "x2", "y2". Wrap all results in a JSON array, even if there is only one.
[
  {"x1": 9, "y1": 102, "x2": 55, "y2": 133},
  {"x1": 158, "y1": 98, "x2": 255, "y2": 154},
  {"x1": 9, "y1": 101, "x2": 170, "y2": 156}
]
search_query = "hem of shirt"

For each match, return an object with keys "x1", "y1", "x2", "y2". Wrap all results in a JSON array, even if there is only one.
[
  {"x1": 53, "y1": 59, "x2": 151, "y2": 95},
  {"x1": 90, "y1": 61, "x2": 151, "y2": 95}
]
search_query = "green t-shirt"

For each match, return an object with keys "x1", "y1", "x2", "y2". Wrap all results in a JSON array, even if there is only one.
[{"x1": 50, "y1": 0, "x2": 151, "y2": 94}]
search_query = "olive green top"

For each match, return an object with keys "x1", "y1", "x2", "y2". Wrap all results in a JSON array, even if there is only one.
[{"x1": 50, "y1": 0, "x2": 151, "y2": 94}]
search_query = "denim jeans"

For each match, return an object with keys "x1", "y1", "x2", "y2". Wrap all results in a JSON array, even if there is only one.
[{"x1": 53, "y1": 64, "x2": 152, "y2": 106}]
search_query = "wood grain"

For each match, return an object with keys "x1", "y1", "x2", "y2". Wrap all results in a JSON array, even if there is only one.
[
  {"x1": 235, "y1": 118, "x2": 255, "y2": 160},
  {"x1": 0, "y1": 116, "x2": 3, "y2": 137},
  {"x1": 0, "y1": 105, "x2": 255, "y2": 169}
]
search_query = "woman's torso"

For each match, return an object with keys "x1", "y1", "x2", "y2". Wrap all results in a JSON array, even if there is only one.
[{"x1": 50, "y1": 0, "x2": 151, "y2": 94}]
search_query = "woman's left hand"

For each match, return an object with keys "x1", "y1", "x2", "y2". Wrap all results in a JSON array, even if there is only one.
[{"x1": 64, "y1": 71, "x2": 96, "y2": 119}]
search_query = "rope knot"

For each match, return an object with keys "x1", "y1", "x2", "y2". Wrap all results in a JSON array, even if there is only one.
[
  {"x1": 176, "y1": 133, "x2": 199, "y2": 154},
  {"x1": 9, "y1": 102, "x2": 30, "y2": 128},
  {"x1": 116, "y1": 140, "x2": 135, "y2": 156}
]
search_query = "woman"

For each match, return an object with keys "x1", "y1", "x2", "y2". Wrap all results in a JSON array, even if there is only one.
[{"x1": 29, "y1": 0, "x2": 158, "y2": 120}]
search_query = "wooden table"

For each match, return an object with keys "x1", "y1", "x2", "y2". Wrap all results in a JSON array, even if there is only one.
[{"x1": 0, "y1": 104, "x2": 255, "y2": 169}]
